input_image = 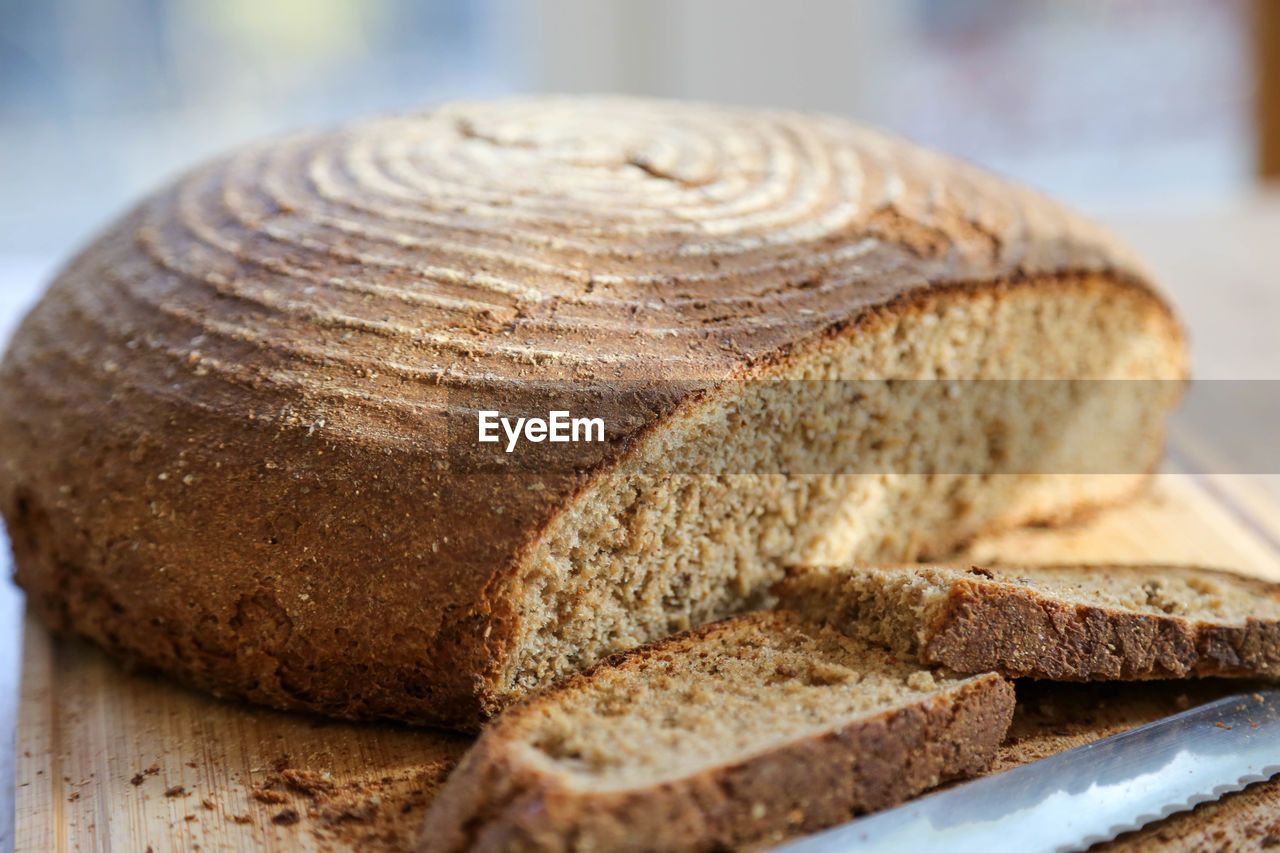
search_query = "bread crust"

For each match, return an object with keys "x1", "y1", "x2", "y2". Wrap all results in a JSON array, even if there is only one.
[
  {"x1": 417, "y1": 614, "x2": 1015, "y2": 853},
  {"x1": 0, "y1": 97, "x2": 1184, "y2": 728},
  {"x1": 922, "y1": 567, "x2": 1280, "y2": 680}
]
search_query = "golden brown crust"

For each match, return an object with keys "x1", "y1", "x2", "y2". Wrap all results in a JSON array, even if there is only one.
[
  {"x1": 417, "y1": 614, "x2": 1015, "y2": 853},
  {"x1": 0, "y1": 96, "x2": 1182, "y2": 728},
  {"x1": 922, "y1": 568, "x2": 1280, "y2": 681}
]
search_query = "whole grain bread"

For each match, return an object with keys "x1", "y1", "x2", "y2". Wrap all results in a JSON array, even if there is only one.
[
  {"x1": 777, "y1": 564, "x2": 1280, "y2": 681},
  {"x1": 0, "y1": 96, "x2": 1185, "y2": 728},
  {"x1": 416, "y1": 611, "x2": 1014, "y2": 853}
]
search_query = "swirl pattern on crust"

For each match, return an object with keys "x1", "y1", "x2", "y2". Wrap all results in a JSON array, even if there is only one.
[{"x1": 10, "y1": 96, "x2": 1148, "y2": 445}]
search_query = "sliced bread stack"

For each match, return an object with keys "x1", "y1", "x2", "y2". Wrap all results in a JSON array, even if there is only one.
[
  {"x1": 775, "y1": 563, "x2": 1280, "y2": 681},
  {"x1": 420, "y1": 564, "x2": 1280, "y2": 852},
  {"x1": 418, "y1": 612, "x2": 1014, "y2": 853}
]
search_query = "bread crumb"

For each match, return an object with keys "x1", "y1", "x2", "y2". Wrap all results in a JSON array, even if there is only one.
[
  {"x1": 272, "y1": 808, "x2": 300, "y2": 826},
  {"x1": 906, "y1": 670, "x2": 937, "y2": 691},
  {"x1": 807, "y1": 661, "x2": 856, "y2": 685},
  {"x1": 282, "y1": 768, "x2": 336, "y2": 798},
  {"x1": 252, "y1": 788, "x2": 288, "y2": 805}
]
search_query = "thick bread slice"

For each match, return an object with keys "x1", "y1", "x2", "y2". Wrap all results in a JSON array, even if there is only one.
[
  {"x1": 416, "y1": 611, "x2": 1014, "y2": 853},
  {"x1": 776, "y1": 564, "x2": 1280, "y2": 681},
  {"x1": 0, "y1": 95, "x2": 1185, "y2": 728}
]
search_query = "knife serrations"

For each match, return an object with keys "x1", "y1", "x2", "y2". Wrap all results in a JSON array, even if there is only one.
[
  {"x1": 775, "y1": 690, "x2": 1280, "y2": 853},
  {"x1": 1073, "y1": 764, "x2": 1280, "y2": 852}
]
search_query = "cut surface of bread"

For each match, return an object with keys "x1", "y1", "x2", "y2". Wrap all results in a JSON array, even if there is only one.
[
  {"x1": 417, "y1": 611, "x2": 1014, "y2": 853},
  {"x1": 776, "y1": 564, "x2": 1280, "y2": 681},
  {"x1": 0, "y1": 95, "x2": 1185, "y2": 727}
]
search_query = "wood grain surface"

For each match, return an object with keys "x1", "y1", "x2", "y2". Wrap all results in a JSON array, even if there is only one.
[
  {"x1": 18, "y1": 450, "x2": 1280, "y2": 852},
  {"x1": 16, "y1": 622, "x2": 470, "y2": 852}
]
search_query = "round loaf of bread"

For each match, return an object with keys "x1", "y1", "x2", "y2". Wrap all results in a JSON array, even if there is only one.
[{"x1": 0, "y1": 96, "x2": 1185, "y2": 728}]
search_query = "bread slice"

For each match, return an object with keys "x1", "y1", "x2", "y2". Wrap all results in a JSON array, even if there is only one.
[
  {"x1": 417, "y1": 611, "x2": 1014, "y2": 853},
  {"x1": 0, "y1": 95, "x2": 1185, "y2": 728},
  {"x1": 776, "y1": 564, "x2": 1280, "y2": 681}
]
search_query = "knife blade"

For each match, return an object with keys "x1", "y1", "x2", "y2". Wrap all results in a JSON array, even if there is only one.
[{"x1": 775, "y1": 689, "x2": 1280, "y2": 853}]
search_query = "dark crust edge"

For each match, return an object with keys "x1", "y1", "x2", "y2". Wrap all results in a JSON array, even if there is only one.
[
  {"x1": 415, "y1": 615, "x2": 1015, "y2": 853},
  {"x1": 921, "y1": 568, "x2": 1280, "y2": 681}
]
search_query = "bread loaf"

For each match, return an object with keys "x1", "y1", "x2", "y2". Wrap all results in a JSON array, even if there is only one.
[
  {"x1": 777, "y1": 564, "x2": 1280, "y2": 680},
  {"x1": 416, "y1": 611, "x2": 1014, "y2": 853},
  {"x1": 0, "y1": 96, "x2": 1185, "y2": 728}
]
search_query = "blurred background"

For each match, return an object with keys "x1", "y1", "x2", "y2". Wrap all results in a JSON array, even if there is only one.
[{"x1": 0, "y1": 0, "x2": 1274, "y2": 272}]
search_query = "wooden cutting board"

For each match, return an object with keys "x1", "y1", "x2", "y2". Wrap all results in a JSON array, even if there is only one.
[{"x1": 18, "y1": 440, "x2": 1280, "y2": 852}]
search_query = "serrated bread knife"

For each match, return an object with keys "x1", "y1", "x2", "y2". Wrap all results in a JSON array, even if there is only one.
[{"x1": 775, "y1": 689, "x2": 1280, "y2": 853}]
